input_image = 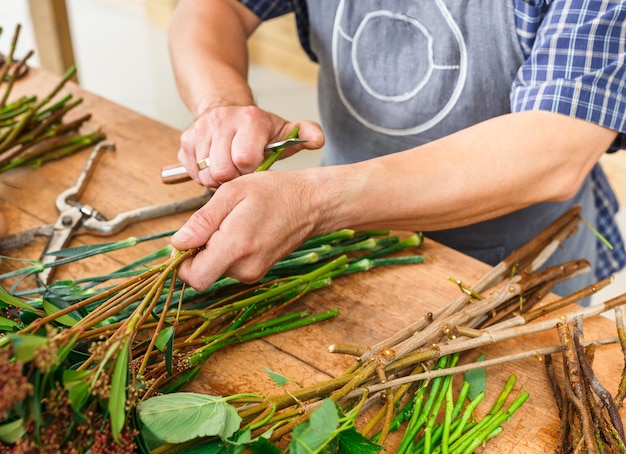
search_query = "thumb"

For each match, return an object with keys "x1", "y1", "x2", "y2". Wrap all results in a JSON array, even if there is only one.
[
  {"x1": 297, "y1": 120, "x2": 325, "y2": 150},
  {"x1": 171, "y1": 205, "x2": 219, "y2": 250}
]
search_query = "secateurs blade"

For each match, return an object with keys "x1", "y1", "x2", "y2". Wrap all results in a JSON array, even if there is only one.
[{"x1": 0, "y1": 140, "x2": 213, "y2": 284}]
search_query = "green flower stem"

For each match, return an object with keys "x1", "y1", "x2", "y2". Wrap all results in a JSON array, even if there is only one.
[
  {"x1": 0, "y1": 105, "x2": 35, "y2": 153},
  {"x1": 423, "y1": 355, "x2": 459, "y2": 454},
  {"x1": 0, "y1": 25, "x2": 20, "y2": 77},
  {"x1": 450, "y1": 391, "x2": 529, "y2": 454},
  {"x1": 446, "y1": 391, "x2": 486, "y2": 446},
  {"x1": 359, "y1": 233, "x2": 424, "y2": 260},
  {"x1": 189, "y1": 309, "x2": 339, "y2": 365},
  {"x1": 268, "y1": 251, "x2": 321, "y2": 270},
  {"x1": 201, "y1": 311, "x2": 307, "y2": 344},
  {"x1": 138, "y1": 268, "x2": 178, "y2": 375},
  {"x1": 15, "y1": 96, "x2": 79, "y2": 148},
  {"x1": 369, "y1": 255, "x2": 425, "y2": 267},
  {"x1": 1, "y1": 231, "x2": 175, "y2": 286},
  {"x1": 442, "y1": 381, "x2": 471, "y2": 453},
  {"x1": 35, "y1": 66, "x2": 78, "y2": 112},
  {"x1": 255, "y1": 126, "x2": 299, "y2": 171},
  {"x1": 397, "y1": 356, "x2": 449, "y2": 454},
  {"x1": 297, "y1": 228, "x2": 357, "y2": 249},
  {"x1": 485, "y1": 374, "x2": 518, "y2": 417},
  {"x1": 246, "y1": 401, "x2": 277, "y2": 432},
  {"x1": 33, "y1": 93, "x2": 73, "y2": 120},
  {"x1": 27, "y1": 132, "x2": 106, "y2": 168},
  {"x1": 185, "y1": 256, "x2": 347, "y2": 342},
  {"x1": 0, "y1": 96, "x2": 35, "y2": 121},
  {"x1": 267, "y1": 359, "x2": 380, "y2": 442},
  {"x1": 121, "y1": 250, "x2": 195, "y2": 336},
  {"x1": 338, "y1": 256, "x2": 425, "y2": 278},
  {"x1": 430, "y1": 383, "x2": 454, "y2": 454},
  {"x1": 0, "y1": 49, "x2": 33, "y2": 109},
  {"x1": 17, "y1": 263, "x2": 166, "y2": 334}
]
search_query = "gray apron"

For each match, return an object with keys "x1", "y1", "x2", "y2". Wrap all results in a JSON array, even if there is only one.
[{"x1": 306, "y1": 0, "x2": 598, "y2": 297}]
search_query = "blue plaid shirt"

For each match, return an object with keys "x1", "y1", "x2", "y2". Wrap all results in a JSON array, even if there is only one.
[{"x1": 240, "y1": 0, "x2": 626, "y2": 279}]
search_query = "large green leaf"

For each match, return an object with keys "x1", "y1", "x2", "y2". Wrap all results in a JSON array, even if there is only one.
[
  {"x1": 138, "y1": 392, "x2": 242, "y2": 444},
  {"x1": 290, "y1": 399, "x2": 339, "y2": 454},
  {"x1": 109, "y1": 340, "x2": 130, "y2": 442},
  {"x1": 42, "y1": 298, "x2": 79, "y2": 327},
  {"x1": 0, "y1": 315, "x2": 19, "y2": 331},
  {"x1": 6, "y1": 333, "x2": 48, "y2": 362},
  {"x1": 155, "y1": 326, "x2": 175, "y2": 352},
  {"x1": 0, "y1": 418, "x2": 25, "y2": 444},
  {"x1": 0, "y1": 286, "x2": 40, "y2": 313},
  {"x1": 465, "y1": 353, "x2": 487, "y2": 401},
  {"x1": 63, "y1": 369, "x2": 93, "y2": 412}
]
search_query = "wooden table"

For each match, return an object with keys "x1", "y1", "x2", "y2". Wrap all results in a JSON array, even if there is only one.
[{"x1": 2, "y1": 69, "x2": 625, "y2": 452}]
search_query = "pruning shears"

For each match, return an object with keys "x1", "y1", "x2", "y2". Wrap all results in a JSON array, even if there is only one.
[{"x1": 0, "y1": 141, "x2": 212, "y2": 284}]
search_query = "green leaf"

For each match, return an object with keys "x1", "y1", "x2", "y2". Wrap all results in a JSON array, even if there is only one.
[
  {"x1": 165, "y1": 329, "x2": 175, "y2": 376},
  {"x1": 0, "y1": 315, "x2": 19, "y2": 331},
  {"x1": 465, "y1": 353, "x2": 487, "y2": 401},
  {"x1": 6, "y1": 333, "x2": 48, "y2": 362},
  {"x1": 42, "y1": 298, "x2": 79, "y2": 326},
  {"x1": 337, "y1": 427, "x2": 382, "y2": 454},
  {"x1": 0, "y1": 418, "x2": 25, "y2": 444},
  {"x1": 290, "y1": 399, "x2": 339, "y2": 454},
  {"x1": 138, "y1": 392, "x2": 242, "y2": 444},
  {"x1": 155, "y1": 326, "x2": 175, "y2": 352},
  {"x1": 109, "y1": 340, "x2": 130, "y2": 442},
  {"x1": 249, "y1": 437, "x2": 283, "y2": 453},
  {"x1": 310, "y1": 399, "x2": 339, "y2": 433},
  {"x1": 63, "y1": 369, "x2": 93, "y2": 412},
  {"x1": 43, "y1": 242, "x2": 114, "y2": 257},
  {"x1": 265, "y1": 366, "x2": 290, "y2": 387},
  {"x1": 0, "y1": 286, "x2": 40, "y2": 313}
]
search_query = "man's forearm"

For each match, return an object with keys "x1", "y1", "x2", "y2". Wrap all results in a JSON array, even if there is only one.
[
  {"x1": 168, "y1": 0, "x2": 260, "y2": 117},
  {"x1": 313, "y1": 111, "x2": 618, "y2": 234}
]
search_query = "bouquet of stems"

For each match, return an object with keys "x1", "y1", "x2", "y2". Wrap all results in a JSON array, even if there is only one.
[
  {"x1": 0, "y1": 225, "x2": 425, "y2": 452},
  {"x1": 1, "y1": 125, "x2": 625, "y2": 453},
  {"x1": 1, "y1": 204, "x2": 623, "y2": 453},
  {"x1": 0, "y1": 24, "x2": 104, "y2": 172}
]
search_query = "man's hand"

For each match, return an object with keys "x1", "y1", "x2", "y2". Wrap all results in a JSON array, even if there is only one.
[
  {"x1": 177, "y1": 105, "x2": 324, "y2": 188},
  {"x1": 171, "y1": 170, "x2": 324, "y2": 291}
]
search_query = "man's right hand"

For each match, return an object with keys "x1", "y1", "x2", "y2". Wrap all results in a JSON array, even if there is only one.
[{"x1": 177, "y1": 104, "x2": 324, "y2": 188}]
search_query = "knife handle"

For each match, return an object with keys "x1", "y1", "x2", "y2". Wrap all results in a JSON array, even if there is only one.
[{"x1": 161, "y1": 164, "x2": 192, "y2": 184}]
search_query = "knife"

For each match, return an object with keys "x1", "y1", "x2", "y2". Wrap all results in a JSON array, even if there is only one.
[{"x1": 160, "y1": 138, "x2": 308, "y2": 185}]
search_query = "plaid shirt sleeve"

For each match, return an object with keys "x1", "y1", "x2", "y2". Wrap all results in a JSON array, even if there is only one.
[
  {"x1": 238, "y1": 0, "x2": 316, "y2": 60},
  {"x1": 237, "y1": 0, "x2": 293, "y2": 19},
  {"x1": 512, "y1": 0, "x2": 626, "y2": 279},
  {"x1": 511, "y1": 0, "x2": 626, "y2": 150}
]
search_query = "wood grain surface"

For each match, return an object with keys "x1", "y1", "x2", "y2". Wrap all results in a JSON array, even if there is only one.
[{"x1": 2, "y1": 69, "x2": 625, "y2": 453}]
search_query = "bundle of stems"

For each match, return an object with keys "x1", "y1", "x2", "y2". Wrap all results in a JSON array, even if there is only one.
[
  {"x1": 0, "y1": 227, "x2": 424, "y2": 452},
  {"x1": 144, "y1": 205, "x2": 626, "y2": 453},
  {"x1": 545, "y1": 314, "x2": 626, "y2": 453},
  {"x1": 0, "y1": 24, "x2": 105, "y2": 173}
]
